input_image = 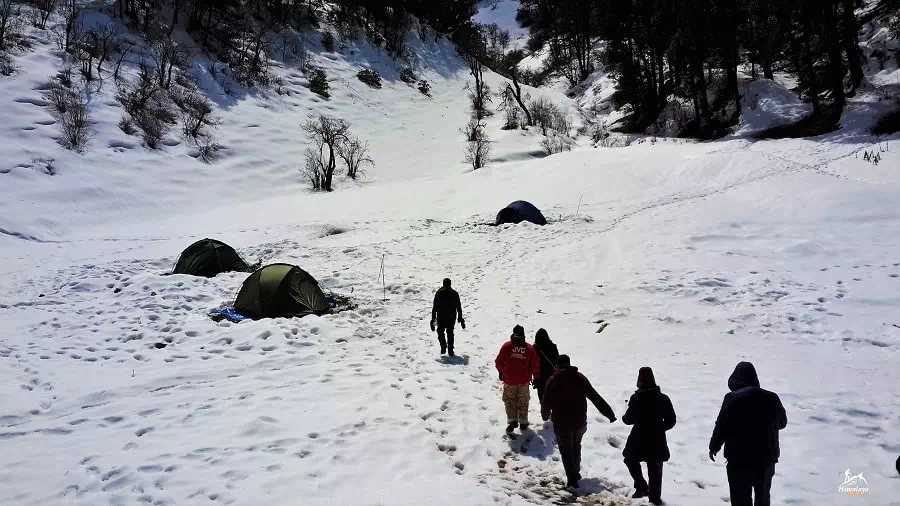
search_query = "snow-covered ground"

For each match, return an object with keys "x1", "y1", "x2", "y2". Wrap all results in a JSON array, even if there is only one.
[{"x1": 2, "y1": 14, "x2": 900, "y2": 506}]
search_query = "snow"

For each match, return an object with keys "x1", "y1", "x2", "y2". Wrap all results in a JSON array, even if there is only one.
[{"x1": 2, "y1": 11, "x2": 900, "y2": 506}]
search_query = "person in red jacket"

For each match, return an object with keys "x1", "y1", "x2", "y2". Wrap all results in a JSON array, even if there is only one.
[
  {"x1": 541, "y1": 355, "x2": 617, "y2": 489},
  {"x1": 495, "y1": 324, "x2": 540, "y2": 435}
]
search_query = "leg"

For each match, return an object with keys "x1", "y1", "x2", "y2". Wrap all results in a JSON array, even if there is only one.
[
  {"x1": 572, "y1": 425, "x2": 586, "y2": 478},
  {"x1": 446, "y1": 325, "x2": 455, "y2": 355},
  {"x1": 517, "y1": 384, "x2": 530, "y2": 428},
  {"x1": 648, "y1": 462, "x2": 664, "y2": 502},
  {"x1": 752, "y1": 464, "x2": 775, "y2": 506},
  {"x1": 536, "y1": 382, "x2": 546, "y2": 403},
  {"x1": 625, "y1": 459, "x2": 649, "y2": 493},
  {"x1": 726, "y1": 464, "x2": 753, "y2": 506},
  {"x1": 436, "y1": 325, "x2": 447, "y2": 354},
  {"x1": 555, "y1": 428, "x2": 578, "y2": 486},
  {"x1": 502, "y1": 385, "x2": 518, "y2": 426}
]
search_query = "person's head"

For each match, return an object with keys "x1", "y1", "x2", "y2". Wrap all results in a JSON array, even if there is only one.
[
  {"x1": 637, "y1": 367, "x2": 657, "y2": 389},
  {"x1": 511, "y1": 324, "x2": 525, "y2": 341},
  {"x1": 534, "y1": 328, "x2": 550, "y2": 345},
  {"x1": 442, "y1": 278, "x2": 451, "y2": 288},
  {"x1": 556, "y1": 355, "x2": 571, "y2": 369},
  {"x1": 727, "y1": 361, "x2": 760, "y2": 391}
]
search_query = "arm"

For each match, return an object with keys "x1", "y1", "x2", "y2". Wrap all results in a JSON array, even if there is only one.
[
  {"x1": 583, "y1": 375, "x2": 616, "y2": 421},
  {"x1": 662, "y1": 394, "x2": 676, "y2": 431},
  {"x1": 528, "y1": 345, "x2": 540, "y2": 381},
  {"x1": 541, "y1": 376, "x2": 556, "y2": 421},
  {"x1": 495, "y1": 344, "x2": 509, "y2": 377},
  {"x1": 709, "y1": 396, "x2": 731, "y2": 455},
  {"x1": 431, "y1": 292, "x2": 438, "y2": 321},
  {"x1": 774, "y1": 394, "x2": 787, "y2": 430},
  {"x1": 621, "y1": 395, "x2": 636, "y2": 425},
  {"x1": 455, "y1": 292, "x2": 463, "y2": 322}
]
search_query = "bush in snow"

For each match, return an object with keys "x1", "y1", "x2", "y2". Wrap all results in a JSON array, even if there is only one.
[
  {"x1": 0, "y1": 50, "x2": 16, "y2": 76},
  {"x1": 52, "y1": 85, "x2": 92, "y2": 152},
  {"x1": 29, "y1": 0, "x2": 56, "y2": 30},
  {"x1": 400, "y1": 67, "x2": 416, "y2": 84},
  {"x1": 539, "y1": 131, "x2": 570, "y2": 156},
  {"x1": 308, "y1": 68, "x2": 329, "y2": 98},
  {"x1": 321, "y1": 31, "x2": 335, "y2": 52},
  {"x1": 118, "y1": 116, "x2": 136, "y2": 135},
  {"x1": 466, "y1": 79, "x2": 492, "y2": 120},
  {"x1": 177, "y1": 86, "x2": 218, "y2": 140},
  {"x1": 497, "y1": 86, "x2": 520, "y2": 130},
  {"x1": 529, "y1": 96, "x2": 570, "y2": 136},
  {"x1": 117, "y1": 66, "x2": 176, "y2": 149},
  {"x1": 418, "y1": 79, "x2": 431, "y2": 96},
  {"x1": 45, "y1": 78, "x2": 74, "y2": 113},
  {"x1": 357, "y1": 68, "x2": 382, "y2": 88}
]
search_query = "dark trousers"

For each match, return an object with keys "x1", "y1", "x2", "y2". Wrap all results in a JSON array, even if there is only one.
[
  {"x1": 535, "y1": 380, "x2": 547, "y2": 402},
  {"x1": 437, "y1": 322, "x2": 454, "y2": 353},
  {"x1": 625, "y1": 460, "x2": 664, "y2": 500},
  {"x1": 726, "y1": 463, "x2": 775, "y2": 506},
  {"x1": 555, "y1": 425, "x2": 587, "y2": 486}
]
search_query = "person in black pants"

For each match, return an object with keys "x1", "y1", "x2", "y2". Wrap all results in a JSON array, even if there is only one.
[
  {"x1": 532, "y1": 328, "x2": 559, "y2": 402},
  {"x1": 430, "y1": 278, "x2": 464, "y2": 356},
  {"x1": 709, "y1": 362, "x2": 787, "y2": 506},
  {"x1": 622, "y1": 367, "x2": 676, "y2": 506}
]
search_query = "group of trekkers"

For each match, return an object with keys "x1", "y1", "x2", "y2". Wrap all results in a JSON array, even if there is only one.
[{"x1": 432, "y1": 279, "x2": 788, "y2": 506}]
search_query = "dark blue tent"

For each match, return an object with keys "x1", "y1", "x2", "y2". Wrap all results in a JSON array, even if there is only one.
[{"x1": 495, "y1": 201, "x2": 547, "y2": 226}]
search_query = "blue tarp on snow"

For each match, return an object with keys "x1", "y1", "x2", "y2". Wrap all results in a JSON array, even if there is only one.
[{"x1": 213, "y1": 307, "x2": 251, "y2": 322}]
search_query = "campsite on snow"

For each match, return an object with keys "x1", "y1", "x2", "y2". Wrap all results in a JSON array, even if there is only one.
[{"x1": 1, "y1": 0, "x2": 899, "y2": 505}]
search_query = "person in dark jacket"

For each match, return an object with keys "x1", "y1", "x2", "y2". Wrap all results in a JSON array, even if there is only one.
[
  {"x1": 622, "y1": 367, "x2": 676, "y2": 505},
  {"x1": 532, "y1": 328, "x2": 559, "y2": 402},
  {"x1": 541, "y1": 355, "x2": 617, "y2": 489},
  {"x1": 430, "y1": 278, "x2": 464, "y2": 356},
  {"x1": 709, "y1": 362, "x2": 787, "y2": 506}
]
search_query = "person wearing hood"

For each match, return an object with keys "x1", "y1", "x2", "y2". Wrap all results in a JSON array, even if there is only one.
[
  {"x1": 430, "y1": 278, "x2": 465, "y2": 356},
  {"x1": 622, "y1": 367, "x2": 676, "y2": 505},
  {"x1": 541, "y1": 355, "x2": 617, "y2": 489},
  {"x1": 532, "y1": 328, "x2": 560, "y2": 402},
  {"x1": 495, "y1": 324, "x2": 541, "y2": 435},
  {"x1": 709, "y1": 361, "x2": 787, "y2": 506}
]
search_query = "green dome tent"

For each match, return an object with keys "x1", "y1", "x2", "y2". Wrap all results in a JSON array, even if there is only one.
[
  {"x1": 234, "y1": 263, "x2": 330, "y2": 319},
  {"x1": 173, "y1": 238, "x2": 250, "y2": 278}
]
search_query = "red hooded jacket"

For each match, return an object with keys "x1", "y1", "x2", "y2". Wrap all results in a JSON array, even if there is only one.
[{"x1": 495, "y1": 337, "x2": 540, "y2": 386}]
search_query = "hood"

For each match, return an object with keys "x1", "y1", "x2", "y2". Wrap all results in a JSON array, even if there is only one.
[
  {"x1": 728, "y1": 361, "x2": 760, "y2": 391},
  {"x1": 534, "y1": 328, "x2": 554, "y2": 348}
]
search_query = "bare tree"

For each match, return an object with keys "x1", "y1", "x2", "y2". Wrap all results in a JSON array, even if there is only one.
[
  {"x1": 337, "y1": 136, "x2": 372, "y2": 179},
  {"x1": 31, "y1": 0, "x2": 57, "y2": 30},
  {"x1": 179, "y1": 87, "x2": 218, "y2": 139},
  {"x1": 60, "y1": 0, "x2": 81, "y2": 54},
  {"x1": 113, "y1": 38, "x2": 135, "y2": 83},
  {"x1": 464, "y1": 121, "x2": 491, "y2": 170},
  {"x1": 0, "y1": 0, "x2": 22, "y2": 50},
  {"x1": 302, "y1": 115, "x2": 349, "y2": 191},
  {"x1": 151, "y1": 35, "x2": 190, "y2": 90},
  {"x1": 465, "y1": 79, "x2": 492, "y2": 120}
]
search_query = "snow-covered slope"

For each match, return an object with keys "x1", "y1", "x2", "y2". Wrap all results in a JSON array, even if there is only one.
[{"x1": 2, "y1": 12, "x2": 900, "y2": 506}]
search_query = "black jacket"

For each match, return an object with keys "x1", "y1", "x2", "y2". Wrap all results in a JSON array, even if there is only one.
[
  {"x1": 431, "y1": 286, "x2": 462, "y2": 324},
  {"x1": 622, "y1": 387, "x2": 676, "y2": 462},
  {"x1": 541, "y1": 367, "x2": 616, "y2": 430},
  {"x1": 709, "y1": 362, "x2": 787, "y2": 466},
  {"x1": 533, "y1": 339, "x2": 559, "y2": 388}
]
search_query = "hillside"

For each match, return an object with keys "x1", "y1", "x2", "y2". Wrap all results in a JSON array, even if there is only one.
[{"x1": 1, "y1": 2, "x2": 900, "y2": 506}]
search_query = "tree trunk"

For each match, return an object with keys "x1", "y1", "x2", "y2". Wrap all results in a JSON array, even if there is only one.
[
  {"x1": 509, "y1": 74, "x2": 532, "y2": 126},
  {"x1": 841, "y1": 0, "x2": 863, "y2": 94}
]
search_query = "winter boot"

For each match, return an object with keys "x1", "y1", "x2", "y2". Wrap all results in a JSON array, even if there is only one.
[
  {"x1": 649, "y1": 498, "x2": 663, "y2": 505},
  {"x1": 505, "y1": 422, "x2": 518, "y2": 434},
  {"x1": 448, "y1": 348, "x2": 455, "y2": 357},
  {"x1": 632, "y1": 488, "x2": 649, "y2": 499},
  {"x1": 519, "y1": 423, "x2": 529, "y2": 432}
]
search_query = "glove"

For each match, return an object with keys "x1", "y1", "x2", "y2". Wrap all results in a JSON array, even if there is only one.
[
  {"x1": 709, "y1": 451, "x2": 716, "y2": 462},
  {"x1": 459, "y1": 319, "x2": 466, "y2": 330},
  {"x1": 430, "y1": 320, "x2": 435, "y2": 332},
  {"x1": 608, "y1": 415, "x2": 617, "y2": 424},
  {"x1": 498, "y1": 372, "x2": 503, "y2": 381},
  {"x1": 542, "y1": 413, "x2": 550, "y2": 422}
]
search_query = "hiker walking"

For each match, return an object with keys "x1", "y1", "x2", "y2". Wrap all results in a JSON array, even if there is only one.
[
  {"x1": 430, "y1": 278, "x2": 464, "y2": 356},
  {"x1": 541, "y1": 355, "x2": 617, "y2": 489},
  {"x1": 709, "y1": 362, "x2": 787, "y2": 506},
  {"x1": 622, "y1": 367, "x2": 676, "y2": 505},
  {"x1": 495, "y1": 325, "x2": 540, "y2": 435},
  {"x1": 532, "y1": 328, "x2": 559, "y2": 402}
]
